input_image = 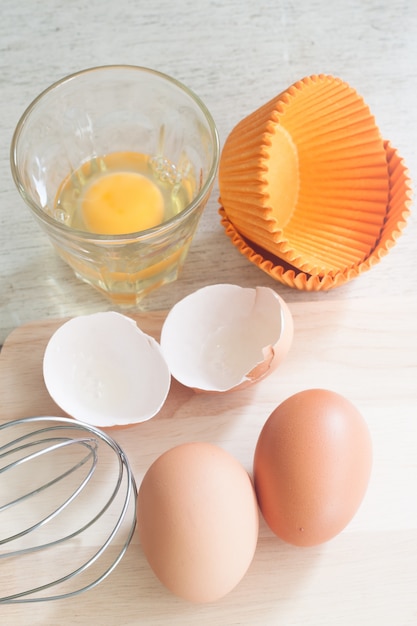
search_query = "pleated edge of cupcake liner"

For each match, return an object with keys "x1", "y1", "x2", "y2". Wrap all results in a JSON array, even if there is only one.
[
  {"x1": 218, "y1": 140, "x2": 412, "y2": 291},
  {"x1": 219, "y1": 75, "x2": 389, "y2": 275}
]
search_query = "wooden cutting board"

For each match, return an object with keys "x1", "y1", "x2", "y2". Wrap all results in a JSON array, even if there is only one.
[{"x1": 1, "y1": 299, "x2": 416, "y2": 625}]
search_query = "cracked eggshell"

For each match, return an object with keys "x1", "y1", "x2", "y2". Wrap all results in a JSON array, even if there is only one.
[
  {"x1": 159, "y1": 284, "x2": 293, "y2": 392},
  {"x1": 43, "y1": 311, "x2": 171, "y2": 427}
]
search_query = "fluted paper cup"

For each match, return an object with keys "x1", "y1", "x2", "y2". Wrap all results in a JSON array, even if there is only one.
[
  {"x1": 219, "y1": 74, "x2": 391, "y2": 276},
  {"x1": 219, "y1": 141, "x2": 411, "y2": 291}
]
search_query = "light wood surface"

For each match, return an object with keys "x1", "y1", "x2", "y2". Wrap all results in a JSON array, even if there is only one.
[
  {"x1": 1, "y1": 301, "x2": 417, "y2": 625},
  {"x1": 1, "y1": 0, "x2": 417, "y2": 624}
]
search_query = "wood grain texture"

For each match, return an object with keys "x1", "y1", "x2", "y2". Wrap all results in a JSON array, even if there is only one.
[{"x1": 1, "y1": 300, "x2": 416, "y2": 625}]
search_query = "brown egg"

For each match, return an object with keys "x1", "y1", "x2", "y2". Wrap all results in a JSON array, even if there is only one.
[
  {"x1": 137, "y1": 442, "x2": 259, "y2": 603},
  {"x1": 253, "y1": 389, "x2": 372, "y2": 546}
]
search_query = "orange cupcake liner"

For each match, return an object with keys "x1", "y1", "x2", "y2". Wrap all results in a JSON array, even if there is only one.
[
  {"x1": 219, "y1": 141, "x2": 412, "y2": 291},
  {"x1": 219, "y1": 74, "x2": 391, "y2": 276}
]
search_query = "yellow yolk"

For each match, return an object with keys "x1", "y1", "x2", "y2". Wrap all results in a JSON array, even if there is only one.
[{"x1": 81, "y1": 171, "x2": 165, "y2": 235}]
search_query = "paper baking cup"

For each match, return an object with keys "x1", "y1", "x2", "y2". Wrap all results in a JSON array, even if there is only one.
[
  {"x1": 219, "y1": 141, "x2": 411, "y2": 291},
  {"x1": 219, "y1": 74, "x2": 390, "y2": 276}
]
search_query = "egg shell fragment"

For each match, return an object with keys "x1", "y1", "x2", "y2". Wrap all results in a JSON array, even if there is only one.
[
  {"x1": 253, "y1": 388, "x2": 373, "y2": 546},
  {"x1": 160, "y1": 283, "x2": 293, "y2": 392},
  {"x1": 137, "y1": 442, "x2": 259, "y2": 603},
  {"x1": 43, "y1": 311, "x2": 171, "y2": 427}
]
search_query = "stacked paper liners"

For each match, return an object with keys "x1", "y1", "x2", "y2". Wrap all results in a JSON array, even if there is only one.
[
  {"x1": 219, "y1": 74, "x2": 394, "y2": 278},
  {"x1": 219, "y1": 140, "x2": 411, "y2": 291}
]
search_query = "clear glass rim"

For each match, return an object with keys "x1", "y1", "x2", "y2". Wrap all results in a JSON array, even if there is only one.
[{"x1": 10, "y1": 64, "x2": 220, "y2": 243}]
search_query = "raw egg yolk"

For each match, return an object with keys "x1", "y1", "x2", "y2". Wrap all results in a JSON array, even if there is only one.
[{"x1": 81, "y1": 171, "x2": 165, "y2": 235}]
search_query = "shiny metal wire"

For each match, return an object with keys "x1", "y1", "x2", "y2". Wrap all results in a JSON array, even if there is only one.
[{"x1": 0, "y1": 416, "x2": 137, "y2": 603}]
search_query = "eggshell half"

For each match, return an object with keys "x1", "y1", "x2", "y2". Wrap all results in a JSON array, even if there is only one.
[
  {"x1": 43, "y1": 312, "x2": 171, "y2": 427},
  {"x1": 160, "y1": 284, "x2": 293, "y2": 392},
  {"x1": 253, "y1": 388, "x2": 372, "y2": 546},
  {"x1": 137, "y1": 442, "x2": 259, "y2": 603}
]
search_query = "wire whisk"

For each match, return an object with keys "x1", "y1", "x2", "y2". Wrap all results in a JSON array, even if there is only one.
[{"x1": 0, "y1": 416, "x2": 137, "y2": 603}]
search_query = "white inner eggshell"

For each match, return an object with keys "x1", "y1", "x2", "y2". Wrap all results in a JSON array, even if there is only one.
[
  {"x1": 43, "y1": 312, "x2": 171, "y2": 427},
  {"x1": 160, "y1": 284, "x2": 292, "y2": 392}
]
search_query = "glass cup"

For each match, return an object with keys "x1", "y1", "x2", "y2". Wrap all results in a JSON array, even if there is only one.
[{"x1": 10, "y1": 65, "x2": 219, "y2": 306}]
